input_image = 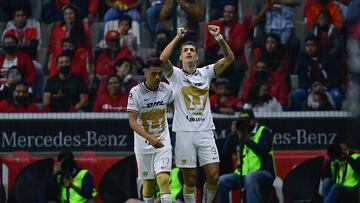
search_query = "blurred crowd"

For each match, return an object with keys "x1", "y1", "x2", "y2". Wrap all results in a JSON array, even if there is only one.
[{"x1": 0, "y1": 0, "x2": 357, "y2": 113}]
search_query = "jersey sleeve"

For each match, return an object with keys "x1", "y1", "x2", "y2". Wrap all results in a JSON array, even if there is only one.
[
  {"x1": 126, "y1": 87, "x2": 140, "y2": 112},
  {"x1": 201, "y1": 64, "x2": 216, "y2": 81},
  {"x1": 165, "y1": 66, "x2": 181, "y2": 85},
  {"x1": 164, "y1": 83, "x2": 174, "y2": 103}
]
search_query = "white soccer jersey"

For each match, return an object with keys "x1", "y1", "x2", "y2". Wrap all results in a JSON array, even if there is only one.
[
  {"x1": 166, "y1": 64, "x2": 216, "y2": 132},
  {"x1": 127, "y1": 82, "x2": 173, "y2": 154}
]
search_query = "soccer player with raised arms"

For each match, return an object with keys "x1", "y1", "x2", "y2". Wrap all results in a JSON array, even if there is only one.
[{"x1": 159, "y1": 25, "x2": 235, "y2": 203}]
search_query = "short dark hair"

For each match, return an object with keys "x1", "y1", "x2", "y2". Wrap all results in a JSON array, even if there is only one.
[
  {"x1": 56, "y1": 53, "x2": 72, "y2": 63},
  {"x1": 305, "y1": 34, "x2": 320, "y2": 46},
  {"x1": 179, "y1": 41, "x2": 197, "y2": 54},
  {"x1": 11, "y1": 5, "x2": 31, "y2": 18},
  {"x1": 107, "y1": 74, "x2": 122, "y2": 85},
  {"x1": 318, "y1": 9, "x2": 331, "y2": 21},
  {"x1": 61, "y1": 38, "x2": 77, "y2": 48},
  {"x1": 119, "y1": 15, "x2": 132, "y2": 29},
  {"x1": 57, "y1": 150, "x2": 74, "y2": 162},
  {"x1": 115, "y1": 58, "x2": 132, "y2": 67},
  {"x1": 146, "y1": 58, "x2": 162, "y2": 68}
]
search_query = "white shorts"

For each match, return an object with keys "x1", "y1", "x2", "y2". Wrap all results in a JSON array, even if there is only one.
[
  {"x1": 135, "y1": 147, "x2": 172, "y2": 180},
  {"x1": 175, "y1": 130, "x2": 219, "y2": 168}
]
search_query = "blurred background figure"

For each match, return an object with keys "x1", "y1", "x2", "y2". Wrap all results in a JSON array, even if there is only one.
[
  {"x1": 50, "y1": 151, "x2": 97, "y2": 203},
  {"x1": 0, "y1": 81, "x2": 38, "y2": 112},
  {"x1": 322, "y1": 136, "x2": 360, "y2": 203},
  {"x1": 244, "y1": 83, "x2": 282, "y2": 112}
]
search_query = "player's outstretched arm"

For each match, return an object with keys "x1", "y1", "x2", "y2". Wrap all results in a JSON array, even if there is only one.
[
  {"x1": 209, "y1": 25, "x2": 235, "y2": 77},
  {"x1": 159, "y1": 27, "x2": 187, "y2": 77},
  {"x1": 128, "y1": 111, "x2": 164, "y2": 148}
]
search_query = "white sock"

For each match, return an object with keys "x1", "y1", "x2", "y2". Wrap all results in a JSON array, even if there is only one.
[
  {"x1": 143, "y1": 196, "x2": 154, "y2": 203},
  {"x1": 183, "y1": 190, "x2": 196, "y2": 203},
  {"x1": 202, "y1": 185, "x2": 216, "y2": 203},
  {"x1": 160, "y1": 193, "x2": 172, "y2": 203}
]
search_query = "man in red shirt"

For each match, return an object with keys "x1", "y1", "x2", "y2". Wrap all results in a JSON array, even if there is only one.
[
  {"x1": 95, "y1": 30, "x2": 133, "y2": 80},
  {"x1": 0, "y1": 82, "x2": 38, "y2": 112},
  {"x1": 92, "y1": 75, "x2": 129, "y2": 112},
  {"x1": 204, "y1": 4, "x2": 250, "y2": 96}
]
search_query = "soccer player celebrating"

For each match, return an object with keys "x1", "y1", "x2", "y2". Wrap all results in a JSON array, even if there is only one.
[
  {"x1": 159, "y1": 25, "x2": 235, "y2": 203},
  {"x1": 127, "y1": 58, "x2": 174, "y2": 203}
]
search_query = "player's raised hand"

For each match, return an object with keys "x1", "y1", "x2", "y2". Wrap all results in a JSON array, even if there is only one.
[
  {"x1": 208, "y1": 25, "x2": 220, "y2": 37},
  {"x1": 147, "y1": 136, "x2": 164, "y2": 148},
  {"x1": 176, "y1": 27, "x2": 187, "y2": 38}
]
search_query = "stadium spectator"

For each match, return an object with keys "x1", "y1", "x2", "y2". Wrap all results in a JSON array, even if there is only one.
[
  {"x1": 96, "y1": 58, "x2": 137, "y2": 97},
  {"x1": 1, "y1": 6, "x2": 40, "y2": 59},
  {"x1": 0, "y1": 66, "x2": 33, "y2": 101},
  {"x1": 50, "y1": 151, "x2": 97, "y2": 203},
  {"x1": 159, "y1": 0, "x2": 202, "y2": 42},
  {"x1": 103, "y1": 0, "x2": 142, "y2": 23},
  {"x1": 146, "y1": 0, "x2": 164, "y2": 36},
  {"x1": 322, "y1": 137, "x2": 360, "y2": 203},
  {"x1": 0, "y1": 0, "x2": 31, "y2": 22},
  {"x1": 306, "y1": 79, "x2": 335, "y2": 110},
  {"x1": 42, "y1": 0, "x2": 100, "y2": 24},
  {"x1": 241, "y1": 34, "x2": 289, "y2": 106},
  {"x1": 50, "y1": 38, "x2": 90, "y2": 86},
  {"x1": 217, "y1": 109, "x2": 275, "y2": 203},
  {"x1": 92, "y1": 75, "x2": 129, "y2": 112},
  {"x1": 291, "y1": 35, "x2": 341, "y2": 110},
  {"x1": 264, "y1": 0, "x2": 300, "y2": 44},
  {"x1": 153, "y1": 29, "x2": 171, "y2": 57},
  {"x1": 210, "y1": 78, "x2": 242, "y2": 115},
  {"x1": 118, "y1": 15, "x2": 138, "y2": 54},
  {"x1": 204, "y1": 4, "x2": 250, "y2": 95},
  {"x1": 95, "y1": 30, "x2": 133, "y2": 80},
  {"x1": 0, "y1": 34, "x2": 36, "y2": 87},
  {"x1": 244, "y1": 83, "x2": 283, "y2": 112},
  {"x1": 305, "y1": 0, "x2": 343, "y2": 31},
  {"x1": 308, "y1": 10, "x2": 343, "y2": 58},
  {"x1": 0, "y1": 81, "x2": 38, "y2": 112},
  {"x1": 48, "y1": 4, "x2": 93, "y2": 73},
  {"x1": 43, "y1": 54, "x2": 88, "y2": 112}
]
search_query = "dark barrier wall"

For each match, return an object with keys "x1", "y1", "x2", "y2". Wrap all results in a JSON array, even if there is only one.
[{"x1": 0, "y1": 112, "x2": 358, "y2": 152}]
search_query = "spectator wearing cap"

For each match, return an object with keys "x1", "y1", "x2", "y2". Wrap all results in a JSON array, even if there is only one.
[
  {"x1": 48, "y1": 4, "x2": 93, "y2": 73},
  {"x1": 95, "y1": 30, "x2": 133, "y2": 80},
  {"x1": 210, "y1": 78, "x2": 242, "y2": 115},
  {"x1": 217, "y1": 109, "x2": 275, "y2": 203},
  {"x1": 0, "y1": 81, "x2": 38, "y2": 112},
  {"x1": 1, "y1": 6, "x2": 41, "y2": 59},
  {"x1": 49, "y1": 38, "x2": 90, "y2": 86},
  {"x1": 0, "y1": 34, "x2": 36, "y2": 88}
]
